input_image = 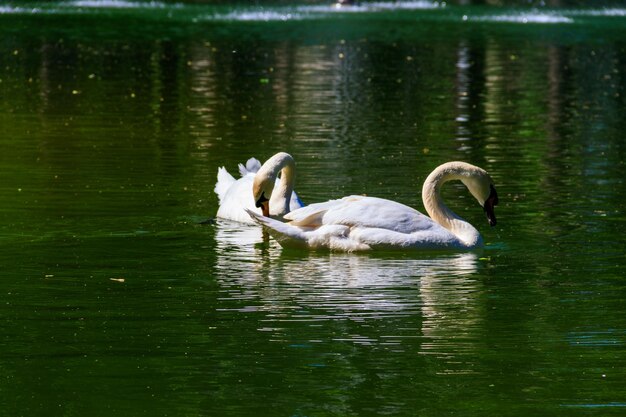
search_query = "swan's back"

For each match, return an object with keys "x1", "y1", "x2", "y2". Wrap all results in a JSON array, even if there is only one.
[
  {"x1": 215, "y1": 158, "x2": 260, "y2": 205},
  {"x1": 285, "y1": 195, "x2": 438, "y2": 233},
  {"x1": 216, "y1": 172, "x2": 257, "y2": 223}
]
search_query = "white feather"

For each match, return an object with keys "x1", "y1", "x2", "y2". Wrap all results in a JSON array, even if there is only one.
[{"x1": 238, "y1": 157, "x2": 262, "y2": 177}]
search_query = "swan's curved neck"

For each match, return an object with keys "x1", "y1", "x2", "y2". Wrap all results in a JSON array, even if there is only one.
[
  {"x1": 260, "y1": 153, "x2": 296, "y2": 216},
  {"x1": 422, "y1": 163, "x2": 482, "y2": 248}
]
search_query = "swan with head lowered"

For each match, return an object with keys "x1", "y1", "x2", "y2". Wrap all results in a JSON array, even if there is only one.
[
  {"x1": 214, "y1": 152, "x2": 304, "y2": 224},
  {"x1": 246, "y1": 161, "x2": 498, "y2": 251}
]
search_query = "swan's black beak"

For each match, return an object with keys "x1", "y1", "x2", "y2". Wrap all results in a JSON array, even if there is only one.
[
  {"x1": 484, "y1": 184, "x2": 499, "y2": 227},
  {"x1": 255, "y1": 192, "x2": 270, "y2": 217}
]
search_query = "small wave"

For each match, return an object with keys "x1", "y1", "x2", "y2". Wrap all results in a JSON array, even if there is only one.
[
  {"x1": 360, "y1": 1, "x2": 441, "y2": 11},
  {"x1": 573, "y1": 8, "x2": 626, "y2": 17},
  {"x1": 473, "y1": 13, "x2": 574, "y2": 24},
  {"x1": 300, "y1": 1, "x2": 440, "y2": 13},
  {"x1": 217, "y1": 10, "x2": 305, "y2": 22},
  {"x1": 1, "y1": 1, "x2": 175, "y2": 15},
  {"x1": 205, "y1": 1, "x2": 441, "y2": 22},
  {"x1": 0, "y1": 5, "x2": 41, "y2": 14},
  {"x1": 471, "y1": 8, "x2": 626, "y2": 24},
  {"x1": 561, "y1": 403, "x2": 626, "y2": 409},
  {"x1": 65, "y1": 0, "x2": 171, "y2": 8}
]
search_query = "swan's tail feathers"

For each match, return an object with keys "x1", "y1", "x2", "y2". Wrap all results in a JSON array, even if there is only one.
[
  {"x1": 238, "y1": 157, "x2": 262, "y2": 177},
  {"x1": 214, "y1": 167, "x2": 236, "y2": 204},
  {"x1": 245, "y1": 209, "x2": 308, "y2": 249},
  {"x1": 245, "y1": 209, "x2": 271, "y2": 227}
]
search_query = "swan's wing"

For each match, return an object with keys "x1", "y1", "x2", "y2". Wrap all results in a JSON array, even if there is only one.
[
  {"x1": 283, "y1": 198, "x2": 346, "y2": 224},
  {"x1": 321, "y1": 196, "x2": 436, "y2": 233},
  {"x1": 214, "y1": 167, "x2": 237, "y2": 204},
  {"x1": 238, "y1": 157, "x2": 262, "y2": 176},
  {"x1": 216, "y1": 173, "x2": 259, "y2": 224},
  {"x1": 286, "y1": 195, "x2": 436, "y2": 234}
]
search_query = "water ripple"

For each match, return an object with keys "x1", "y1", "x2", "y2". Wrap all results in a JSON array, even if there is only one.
[
  {"x1": 3, "y1": 1, "x2": 625, "y2": 28},
  {"x1": 470, "y1": 13, "x2": 574, "y2": 24},
  {"x1": 64, "y1": 0, "x2": 172, "y2": 8}
]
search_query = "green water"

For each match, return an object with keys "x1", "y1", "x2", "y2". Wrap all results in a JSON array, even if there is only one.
[{"x1": 1, "y1": 1, "x2": 626, "y2": 416}]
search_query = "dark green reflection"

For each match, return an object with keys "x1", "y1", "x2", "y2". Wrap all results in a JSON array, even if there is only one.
[{"x1": 1, "y1": 2, "x2": 626, "y2": 416}]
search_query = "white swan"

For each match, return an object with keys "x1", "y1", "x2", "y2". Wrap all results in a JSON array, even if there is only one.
[
  {"x1": 246, "y1": 161, "x2": 498, "y2": 251},
  {"x1": 214, "y1": 152, "x2": 304, "y2": 224}
]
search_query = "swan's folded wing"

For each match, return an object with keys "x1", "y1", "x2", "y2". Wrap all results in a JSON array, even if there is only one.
[
  {"x1": 287, "y1": 209, "x2": 327, "y2": 228},
  {"x1": 285, "y1": 195, "x2": 435, "y2": 233},
  {"x1": 215, "y1": 173, "x2": 260, "y2": 223},
  {"x1": 283, "y1": 198, "x2": 346, "y2": 224},
  {"x1": 214, "y1": 167, "x2": 236, "y2": 204},
  {"x1": 315, "y1": 196, "x2": 436, "y2": 233}
]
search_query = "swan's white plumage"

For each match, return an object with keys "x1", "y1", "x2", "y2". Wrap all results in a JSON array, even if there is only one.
[
  {"x1": 238, "y1": 158, "x2": 262, "y2": 177},
  {"x1": 215, "y1": 168, "x2": 238, "y2": 206},
  {"x1": 215, "y1": 155, "x2": 303, "y2": 224},
  {"x1": 246, "y1": 196, "x2": 460, "y2": 251},
  {"x1": 246, "y1": 161, "x2": 498, "y2": 251}
]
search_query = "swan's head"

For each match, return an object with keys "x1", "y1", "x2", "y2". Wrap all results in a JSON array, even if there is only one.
[
  {"x1": 252, "y1": 174, "x2": 274, "y2": 217},
  {"x1": 461, "y1": 168, "x2": 499, "y2": 227},
  {"x1": 251, "y1": 152, "x2": 296, "y2": 217}
]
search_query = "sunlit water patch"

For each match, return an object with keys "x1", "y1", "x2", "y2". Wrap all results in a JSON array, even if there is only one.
[
  {"x1": 567, "y1": 329, "x2": 625, "y2": 347},
  {"x1": 315, "y1": 1, "x2": 441, "y2": 12},
  {"x1": 0, "y1": 0, "x2": 175, "y2": 15},
  {"x1": 0, "y1": 5, "x2": 40, "y2": 14},
  {"x1": 202, "y1": 1, "x2": 441, "y2": 22},
  {"x1": 3, "y1": 0, "x2": 625, "y2": 28},
  {"x1": 561, "y1": 403, "x2": 626, "y2": 409},
  {"x1": 67, "y1": 0, "x2": 171, "y2": 8},
  {"x1": 216, "y1": 10, "x2": 306, "y2": 22},
  {"x1": 573, "y1": 8, "x2": 626, "y2": 17},
  {"x1": 469, "y1": 12, "x2": 574, "y2": 24}
]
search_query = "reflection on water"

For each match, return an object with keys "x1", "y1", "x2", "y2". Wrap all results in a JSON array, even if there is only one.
[
  {"x1": 3, "y1": 1, "x2": 626, "y2": 26},
  {"x1": 215, "y1": 220, "x2": 482, "y2": 368},
  {"x1": 419, "y1": 264, "x2": 484, "y2": 375}
]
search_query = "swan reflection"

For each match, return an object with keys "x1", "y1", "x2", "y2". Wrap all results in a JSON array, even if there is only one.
[
  {"x1": 215, "y1": 220, "x2": 483, "y2": 366},
  {"x1": 418, "y1": 263, "x2": 484, "y2": 374},
  {"x1": 214, "y1": 219, "x2": 271, "y2": 253}
]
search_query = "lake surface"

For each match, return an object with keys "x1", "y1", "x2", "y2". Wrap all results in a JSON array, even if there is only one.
[{"x1": 1, "y1": 1, "x2": 626, "y2": 415}]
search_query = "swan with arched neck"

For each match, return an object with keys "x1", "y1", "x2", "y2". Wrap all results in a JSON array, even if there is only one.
[
  {"x1": 215, "y1": 152, "x2": 304, "y2": 224},
  {"x1": 246, "y1": 161, "x2": 498, "y2": 251}
]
